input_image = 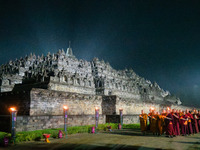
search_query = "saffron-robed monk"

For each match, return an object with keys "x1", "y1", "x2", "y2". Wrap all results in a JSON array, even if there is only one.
[
  {"x1": 157, "y1": 112, "x2": 165, "y2": 136},
  {"x1": 139, "y1": 110, "x2": 148, "y2": 135}
]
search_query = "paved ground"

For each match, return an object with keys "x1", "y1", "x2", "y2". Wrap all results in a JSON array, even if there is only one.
[{"x1": 1, "y1": 129, "x2": 200, "y2": 150}]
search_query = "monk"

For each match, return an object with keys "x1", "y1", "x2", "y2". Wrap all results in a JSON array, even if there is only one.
[
  {"x1": 165, "y1": 109, "x2": 174, "y2": 138},
  {"x1": 179, "y1": 110, "x2": 183, "y2": 117},
  {"x1": 192, "y1": 110, "x2": 199, "y2": 133},
  {"x1": 180, "y1": 111, "x2": 189, "y2": 136},
  {"x1": 173, "y1": 109, "x2": 180, "y2": 136},
  {"x1": 139, "y1": 110, "x2": 148, "y2": 135},
  {"x1": 198, "y1": 110, "x2": 200, "y2": 130},
  {"x1": 150, "y1": 112, "x2": 158, "y2": 135},
  {"x1": 186, "y1": 110, "x2": 193, "y2": 135},
  {"x1": 157, "y1": 112, "x2": 165, "y2": 135},
  {"x1": 161, "y1": 109, "x2": 167, "y2": 134},
  {"x1": 148, "y1": 108, "x2": 155, "y2": 131},
  {"x1": 162, "y1": 109, "x2": 167, "y2": 116},
  {"x1": 178, "y1": 110, "x2": 183, "y2": 134}
]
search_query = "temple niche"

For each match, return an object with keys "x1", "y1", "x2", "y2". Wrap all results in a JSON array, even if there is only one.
[{"x1": 0, "y1": 43, "x2": 181, "y2": 105}]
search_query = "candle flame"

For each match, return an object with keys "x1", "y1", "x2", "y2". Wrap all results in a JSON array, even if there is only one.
[{"x1": 95, "y1": 107, "x2": 99, "y2": 110}]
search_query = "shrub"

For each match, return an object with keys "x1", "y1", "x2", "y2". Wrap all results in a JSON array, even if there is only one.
[{"x1": 0, "y1": 123, "x2": 139, "y2": 143}]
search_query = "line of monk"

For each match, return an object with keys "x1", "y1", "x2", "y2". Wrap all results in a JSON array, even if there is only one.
[{"x1": 139, "y1": 108, "x2": 200, "y2": 137}]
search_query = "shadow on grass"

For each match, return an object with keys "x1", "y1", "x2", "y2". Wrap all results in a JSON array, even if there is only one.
[
  {"x1": 189, "y1": 136, "x2": 200, "y2": 139},
  {"x1": 175, "y1": 141, "x2": 200, "y2": 145},
  {"x1": 8, "y1": 143, "x2": 170, "y2": 150},
  {"x1": 103, "y1": 129, "x2": 163, "y2": 137}
]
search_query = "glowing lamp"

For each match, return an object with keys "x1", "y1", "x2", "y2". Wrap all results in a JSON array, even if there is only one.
[
  {"x1": 9, "y1": 107, "x2": 18, "y2": 144},
  {"x1": 63, "y1": 105, "x2": 68, "y2": 138},
  {"x1": 10, "y1": 107, "x2": 16, "y2": 112},
  {"x1": 150, "y1": 107, "x2": 155, "y2": 111},
  {"x1": 95, "y1": 107, "x2": 99, "y2": 133},
  {"x1": 119, "y1": 108, "x2": 123, "y2": 111},
  {"x1": 63, "y1": 105, "x2": 68, "y2": 110}
]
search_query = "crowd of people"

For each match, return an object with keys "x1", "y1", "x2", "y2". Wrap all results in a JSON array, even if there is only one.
[{"x1": 139, "y1": 108, "x2": 200, "y2": 138}]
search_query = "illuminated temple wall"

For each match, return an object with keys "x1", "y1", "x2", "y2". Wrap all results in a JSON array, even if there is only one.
[
  {"x1": 30, "y1": 88, "x2": 102, "y2": 116},
  {"x1": 0, "y1": 88, "x2": 195, "y2": 132},
  {"x1": 0, "y1": 88, "x2": 105, "y2": 132}
]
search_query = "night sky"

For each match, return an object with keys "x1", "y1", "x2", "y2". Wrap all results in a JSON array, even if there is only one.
[{"x1": 0, "y1": 0, "x2": 200, "y2": 107}]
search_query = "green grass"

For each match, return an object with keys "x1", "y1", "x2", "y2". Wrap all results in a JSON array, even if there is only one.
[
  {"x1": 0, "y1": 123, "x2": 140, "y2": 143},
  {"x1": 123, "y1": 123, "x2": 140, "y2": 129}
]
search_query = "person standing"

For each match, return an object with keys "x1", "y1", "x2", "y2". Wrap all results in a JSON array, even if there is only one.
[
  {"x1": 165, "y1": 109, "x2": 174, "y2": 138},
  {"x1": 150, "y1": 112, "x2": 158, "y2": 135},
  {"x1": 148, "y1": 108, "x2": 153, "y2": 130},
  {"x1": 173, "y1": 110, "x2": 180, "y2": 136},
  {"x1": 157, "y1": 112, "x2": 165, "y2": 136},
  {"x1": 180, "y1": 111, "x2": 189, "y2": 136},
  {"x1": 139, "y1": 110, "x2": 148, "y2": 135},
  {"x1": 186, "y1": 110, "x2": 193, "y2": 135},
  {"x1": 198, "y1": 110, "x2": 200, "y2": 130},
  {"x1": 193, "y1": 110, "x2": 199, "y2": 133}
]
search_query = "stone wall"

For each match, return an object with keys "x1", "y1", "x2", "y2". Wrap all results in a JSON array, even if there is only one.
[
  {"x1": 106, "y1": 115, "x2": 140, "y2": 124},
  {"x1": 102, "y1": 96, "x2": 116, "y2": 115},
  {"x1": 48, "y1": 81, "x2": 95, "y2": 95},
  {"x1": 116, "y1": 97, "x2": 161, "y2": 115},
  {"x1": 30, "y1": 88, "x2": 102, "y2": 116},
  {"x1": 109, "y1": 96, "x2": 196, "y2": 115},
  {"x1": 0, "y1": 91, "x2": 30, "y2": 115},
  {"x1": 0, "y1": 88, "x2": 197, "y2": 132},
  {"x1": 123, "y1": 115, "x2": 140, "y2": 124},
  {"x1": 16, "y1": 115, "x2": 106, "y2": 132},
  {"x1": 106, "y1": 89, "x2": 141, "y2": 100}
]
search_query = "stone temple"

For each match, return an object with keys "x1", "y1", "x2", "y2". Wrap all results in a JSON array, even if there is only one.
[{"x1": 0, "y1": 44, "x2": 189, "y2": 132}]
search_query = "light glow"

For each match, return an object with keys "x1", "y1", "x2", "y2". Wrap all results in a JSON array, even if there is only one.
[
  {"x1": 150, "y1": 107, "x2": 155, "y2": 110},
  {"x1": 63, "y1": 105, "x2": 68, "y2": 110},
  {"x1": 9, "y1": 107, "x2": 16, "y2": 112}
]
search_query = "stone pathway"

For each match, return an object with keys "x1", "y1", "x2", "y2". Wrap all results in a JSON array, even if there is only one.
[{"x1": 1, "y1": 129, "x2": 200, "y2": 150}]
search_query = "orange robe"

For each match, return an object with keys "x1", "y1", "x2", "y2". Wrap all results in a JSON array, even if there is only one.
[
  {"x1": 157, "y1": 115, "x2": 165, "y2": 135},
  {"x1": 161, "y1": 114, "x2": 167, "y2": 133},
  {"x1": 150, "y1": 115, "x2": 158, "y2": 133},
  {"x1": 148, "y1": 112, "x2": 153, "y2": 129},
  {"x1": 140, "y1": 113, "x2": 148, "y2": 132}
]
